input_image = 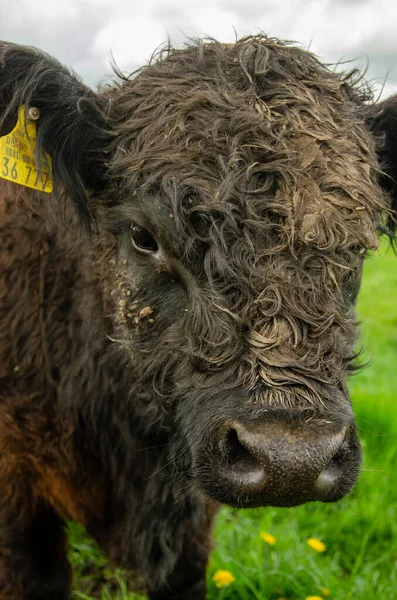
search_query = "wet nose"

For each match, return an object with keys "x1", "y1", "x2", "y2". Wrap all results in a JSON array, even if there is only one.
[{"x1": 216, "y1": 420, "x2": 360, "y2": 506}]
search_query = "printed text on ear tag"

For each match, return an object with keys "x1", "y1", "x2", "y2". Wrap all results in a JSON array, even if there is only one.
[{"x1": 0, "y1": 105, "x2": 53, "y2": 193}]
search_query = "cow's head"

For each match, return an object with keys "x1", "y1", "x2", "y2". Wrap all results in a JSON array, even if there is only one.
[{"x1": 1, "y1": 37, "x2": 396, "y2": 509}]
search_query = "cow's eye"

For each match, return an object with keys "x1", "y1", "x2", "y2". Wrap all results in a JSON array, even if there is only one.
[{"x1": 130, "y1": 223, "x2": 158, "y2": 254}]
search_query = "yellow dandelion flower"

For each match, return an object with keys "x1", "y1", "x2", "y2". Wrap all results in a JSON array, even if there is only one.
[
  {"x1": 322, "y1": 588, "x2": 330, "y2": 597},
  {"x1": 307, "y1": 537, "x2": 326, "y2": 553},
  {"x1": 212, "y1": 569, "x2": 235, "y2": 588},
  {"x1": 260, "y1": 531, "x2": 276, "y2": 545},
  {"x1": 306, "y1": 596, "x2": 323, "y2": 600}
]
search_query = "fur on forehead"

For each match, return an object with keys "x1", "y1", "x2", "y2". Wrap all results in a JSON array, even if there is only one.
[{"x1": 106, "y1": 35, "x2": 386, "y2": 253}]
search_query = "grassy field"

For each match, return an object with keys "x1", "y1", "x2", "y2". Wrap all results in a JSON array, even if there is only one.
[{"x1": 70, "y1": 243, "x2": 397, "y2": 600}]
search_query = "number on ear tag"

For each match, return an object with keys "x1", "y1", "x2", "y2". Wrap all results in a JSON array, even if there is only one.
[{"x1": 0, "y1": 105, "x2": 53, "y2": 193}]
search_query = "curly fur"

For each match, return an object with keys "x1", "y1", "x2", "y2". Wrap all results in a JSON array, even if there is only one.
[{"x1": 0, "y1": 35, "x2": 394, "y2": 599}]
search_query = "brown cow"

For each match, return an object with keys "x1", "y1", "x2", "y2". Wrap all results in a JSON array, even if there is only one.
[{"x1": 0, "y1": 36, "x2": 396, "y2": 599}]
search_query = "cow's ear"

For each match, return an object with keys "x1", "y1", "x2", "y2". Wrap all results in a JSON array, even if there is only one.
[
  {"x1": 365, "y1": 95, "x2": 397, "y2": 234},
  {"x1": 0, "y1": 42, "x2": 113, "y2": 226}
]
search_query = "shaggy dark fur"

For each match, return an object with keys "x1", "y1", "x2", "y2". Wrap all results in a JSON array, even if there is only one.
[
  {"x1": 365, "y1": 95, "x2": 397, "y2": 234},
  {"x1": 0, "y1": 36, "x2": 396, "y2": 599}
]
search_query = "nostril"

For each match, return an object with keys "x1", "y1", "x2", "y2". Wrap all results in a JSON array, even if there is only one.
[
  {"x1": 218, "y1": 427, "x2": 268, "y2": 488},
  {"x1": 315, "y1": 437, "x2": 355, "y2": 496},
  {"x1": 315, "y1": 460, "x2": 340, "y2": 494},
  {"x1": 221, "y1": 428, "x2": 252, "y2": 465},
  {"x1": 330, "y1": 439, "x2": 353, "y2": 465}
]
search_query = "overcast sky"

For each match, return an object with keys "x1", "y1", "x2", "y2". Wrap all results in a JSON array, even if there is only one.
[{"x1": 2, "y1": 0, "x2": 397, "y2": 99}]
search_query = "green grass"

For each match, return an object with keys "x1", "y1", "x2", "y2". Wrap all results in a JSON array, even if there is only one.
[{"x1": 70, "y1": 243, "x2": 397, "y2": 600}]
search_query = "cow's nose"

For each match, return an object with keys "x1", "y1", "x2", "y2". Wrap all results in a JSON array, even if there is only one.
[{"x1": 216, "y1": 420, "x2": 359, "y2": 506}]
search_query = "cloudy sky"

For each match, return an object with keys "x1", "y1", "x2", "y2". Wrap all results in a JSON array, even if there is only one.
[{"x1": 2, "y1": 0, "x2": 397, "y2": 98}]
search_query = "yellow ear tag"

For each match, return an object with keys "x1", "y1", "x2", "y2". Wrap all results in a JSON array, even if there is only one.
[{"x1": 0, "y1": 105, "x2": 53, "y2": 193}]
